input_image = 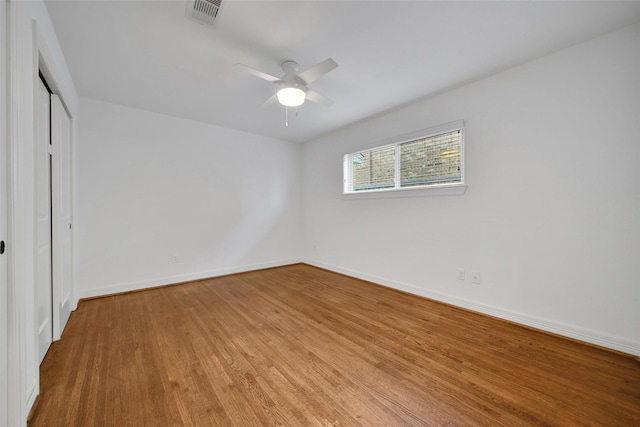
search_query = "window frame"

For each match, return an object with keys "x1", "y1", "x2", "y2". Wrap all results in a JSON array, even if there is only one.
[{"x1": 343, "y1": 120, "x2": 467, "y2": 199}]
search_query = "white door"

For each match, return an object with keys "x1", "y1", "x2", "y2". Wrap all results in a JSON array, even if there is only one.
[
  {"x1": 36, "y1": 78, "x2": 53, "y2": 363},
  {"x1": 51, "y1": 94, "x2": 72, "y2": 339}
]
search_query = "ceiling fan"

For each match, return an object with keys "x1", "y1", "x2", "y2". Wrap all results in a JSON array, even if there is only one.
[{"x1": 237, "y1": 58, "x2": 338, "y2": 108}]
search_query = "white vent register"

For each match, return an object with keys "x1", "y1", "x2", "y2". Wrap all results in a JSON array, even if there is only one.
[{"x1": 185, "y1": 0, "x2": 224, "y2": 27}]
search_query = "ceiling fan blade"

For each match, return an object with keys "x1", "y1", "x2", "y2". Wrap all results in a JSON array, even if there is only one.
[
  {"x1": 260, "y1": 93, "x2": 278, "y2": 108},
  {"x1": 305, "y1": 89, "x2": 334, "y2": 107},
  {"x1": 298, "y1": 58, "x2": 338, "y2": 85},
  {"x1": 235, "y1": 63, "x2": 281, "y2": 83}
]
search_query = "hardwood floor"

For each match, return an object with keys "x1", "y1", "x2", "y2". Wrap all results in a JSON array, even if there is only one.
[{"x1": 30, "y1": 264, "x2": 640, "y2": 426}]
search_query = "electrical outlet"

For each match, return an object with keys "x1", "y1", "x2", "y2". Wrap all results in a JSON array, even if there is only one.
[
  {"x1": 171, "y1": 255, "x2": 178, "y2": 264},
  {"x1": 471, "y1": 271, "x2": 481, "y2": 284},
  {"x1": 457, "y1": 268, "x2": 465, "y2": 280}
]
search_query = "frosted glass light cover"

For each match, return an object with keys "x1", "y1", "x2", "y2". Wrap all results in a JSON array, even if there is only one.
[{"x1": 277, "y1": 87, "x2": 306, "y2": 107}]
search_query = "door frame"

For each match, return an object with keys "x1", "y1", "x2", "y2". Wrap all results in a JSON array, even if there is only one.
[
  {"x1": 0, "y1": 0, "x2": 9, "y2": 424},
  {"x1": 6, "y1": 3, "x2": 78, "y2": 422}
]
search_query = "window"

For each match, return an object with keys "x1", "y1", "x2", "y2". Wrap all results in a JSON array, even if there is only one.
[{"x1": 343, "y1": 121, "x2": 465, "y2": 196}]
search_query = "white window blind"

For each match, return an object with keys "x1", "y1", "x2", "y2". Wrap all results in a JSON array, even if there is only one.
[{"x1": 343, "y1": 121, "x2": 464, "y2": 194}]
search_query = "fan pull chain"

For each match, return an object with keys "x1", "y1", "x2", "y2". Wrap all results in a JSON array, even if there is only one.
[{"x1": 284, "y1": 107, "x2": 299, "y2": 127}]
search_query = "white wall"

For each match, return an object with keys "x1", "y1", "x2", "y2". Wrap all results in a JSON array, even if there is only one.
[
  {"x1": 7, "y1": 0, "x2": 78, "y2": 424},
  {"x1": 76, "y1": 98, "x2": 302, "y2": 298},
  {"x1": 302, "y1": 23, "x2": 640, "y2": 355}
]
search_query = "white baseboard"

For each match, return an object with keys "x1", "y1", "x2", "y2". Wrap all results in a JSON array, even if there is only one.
[
  {"x1": 78, "y1": 258, "x2": 303, "y2": 300},
  {"x1": 304, "y1": 259, "x2": 640, "y2": 357}
]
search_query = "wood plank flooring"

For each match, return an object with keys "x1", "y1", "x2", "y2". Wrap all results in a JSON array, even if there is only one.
[{"x1": 30, "y1": 264, "x2": 640, "y2": 426}]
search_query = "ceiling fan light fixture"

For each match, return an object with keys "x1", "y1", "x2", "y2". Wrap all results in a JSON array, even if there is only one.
[{"x1": 277, "y1": 85, "x2": 306, "y2": 107}]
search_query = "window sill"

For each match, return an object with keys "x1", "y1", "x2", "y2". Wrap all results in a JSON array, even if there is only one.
[{"x1": 343, "y1": 184, "x2": 467, "y2": 200}]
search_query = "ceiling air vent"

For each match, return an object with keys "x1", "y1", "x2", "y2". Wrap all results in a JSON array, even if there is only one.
[{"x1": 185, "y1": 0, "x2": 224, "y2": 27}]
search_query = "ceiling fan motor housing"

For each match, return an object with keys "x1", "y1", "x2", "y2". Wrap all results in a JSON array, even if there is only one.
[{"x1": 281, "y1": 61, "x2": 300, "y2": 77}]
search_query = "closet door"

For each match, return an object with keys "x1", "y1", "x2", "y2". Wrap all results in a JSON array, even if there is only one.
[
  {"x1": 51, "y1": 93, "x2": 72, "y2": 339},
  {"x1": 36, "y1": 79, "x2": 53, "y2": 363}
]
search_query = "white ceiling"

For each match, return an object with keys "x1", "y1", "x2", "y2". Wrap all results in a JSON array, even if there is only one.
[{"x1": 45, "y1": 0, "x2": 640, "y2": 143}]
